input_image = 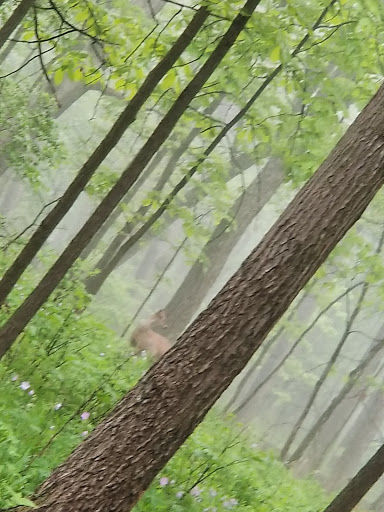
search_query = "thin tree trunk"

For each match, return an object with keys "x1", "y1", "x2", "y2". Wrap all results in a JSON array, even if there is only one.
[
  {"x1": 0, "y1": 5, "x2": 210, "y2": 308},
  {"x1": 287, "y1": 324, "x2": 384, "y2": 465},
  {"x1": 80, "y1": 149, "x2": 167, "y2": 260},
  {"x1": 232, "y1": 282, "x2": 364, "y2": 416},
  {"x1": 0, "y1": 0, "x2": 35, "y2": 51},
  {"x1": 84, "y1": 95, "x2": 223, "y2": 293},
  {"x1": 163, "y1": 158, "x2": 284, "y2": 340},
  {"x1": 322, "y1": 443, "x2": 384, "y2": 512},
  {"x1": 280, "y1": 271, "x2": 375, "y2": 460},
  {"x1": 76, "y1": 0, "x2": 338, "y2": 294},
  {"x1": 13, "y1": 71, "x2": 384, "y2": 512},
  {"x1": 0, "y1": 0, "x2": 261, "y2": 357},
  {"x1": 85, "y1": 155, "x2": 283, "y2": 295}
]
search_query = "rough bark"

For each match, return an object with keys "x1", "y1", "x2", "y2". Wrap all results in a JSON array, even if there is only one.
[
  {"x1": 0, "y1": 4, "x2": 210, "y2": 308},
  {"x1": 0, "y1": 0, "x2": 261, "y2": 356},
  {"x1": 164, "y1": 158, "x2": 284, "y2": 340},
  {"x1": 0, "y1": 0, "x2": 35, "y2": 51},
  {"x1": 14, "y1": 77, "x2": 384, "y2": 512},
  {"x1": 231, "y1": 282, "x2": 363, "y2": 416},
  {"x1": 322, "y1": 443, "x2": 384, "y2": 512}
]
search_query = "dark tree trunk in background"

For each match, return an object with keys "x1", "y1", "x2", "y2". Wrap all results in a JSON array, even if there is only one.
[
  {"x1": 14, "y1": 78, "x2": 384, "y2": 512},
  {"x1": 0, "y1": 0, "x2": 35, "y2": 51},
  {"x1": 0, "y1": 0, "x2": 261, "y2": 357},
  {"x1": 72, "y1": 0, "x2": 338, "y2": 295},
  {"x1": 0, "y1": 5, "x2": 210, "y2": 308},
  {"x1": 84, "y1": 96, "x2": 223, "y2": 294},
  {"x1": 322, "y1": 443, "x2": 384, "y2": 512},
  {"x1": 288, "y1": 323, "x2": 384, "y2": 467},
  {"x1": 164, "y1": 158, "x2": 284, "y2": 341},
  {"x1": 325, "y1": 387, "x2": 384, "y2": 491}
]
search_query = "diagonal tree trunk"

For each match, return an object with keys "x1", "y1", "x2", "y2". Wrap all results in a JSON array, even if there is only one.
[
  {"x1": 0, "y1": 0, "x2": 262, "y2": 356},
  {"x1": 287, "y1": 324, "x2": 384, "y2": 466},
  {"x1": 13, "y1": 74, "x2": 384, "y2": 512},
  {"x1": 0, "y1": 4, "x2": 210, "y2": 308},
  {"x1": 84, "y1": 95, "x2": 223, "y2": 293},
  {"x1": 281, "y1": 226, "x2": 384, "y2": 461},
  {"x1": 163, "y1": 158, "x2": 284, "y2": 341},
  {"x1": 322, "y1": 443, "x2": 384, "y2": 512},
  {"x1": 0, "y1": 0, "x2": 35, "y2": 51},
  {"x1": 77, "y1": 0, "x2": 338, "y2": 296}
]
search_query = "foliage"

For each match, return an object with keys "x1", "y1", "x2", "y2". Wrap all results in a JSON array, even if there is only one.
[
  {"x1": 0, "y1": 237, "x2": 329, "y2": 510},
  {"x1": 134, "y1": 414, "x2": 329, "y2": 512},
  {"x1": 0, "y1": 76, "x2": 62, "y2": 187}
]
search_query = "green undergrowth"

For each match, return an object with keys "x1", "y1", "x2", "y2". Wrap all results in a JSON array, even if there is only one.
[{"x1": 0, "y1": 247, "x2": 328, "y2": 510}]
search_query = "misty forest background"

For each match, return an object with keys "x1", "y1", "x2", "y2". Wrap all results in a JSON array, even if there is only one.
[{"x1": 1, "y1": 0, "x2": 384, "y2": 510}]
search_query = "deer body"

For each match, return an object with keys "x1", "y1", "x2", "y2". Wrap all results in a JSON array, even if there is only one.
[{"x1": 131, "y1": 310, "x2": 171, "y2": 360}]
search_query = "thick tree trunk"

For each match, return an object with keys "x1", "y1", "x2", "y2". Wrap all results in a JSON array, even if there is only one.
[
  {"x1": 0, "y1": 5, "x2": 210, "y2": 308},
  {"x1": 322, "y1": 443, "x2": 384, "y2": 512},
  {"x1": 0, "y1": 0, "x2": 35, "y2": 51},
  {"x1": 15, "y1": 79, "x2": 384, "y2": 512},
  {"x1": 0, "y1": 0, "x2": 261, "y2": 356},
  {"x1": 164, "y1": 158, "x2": 284, "y2": 340}
]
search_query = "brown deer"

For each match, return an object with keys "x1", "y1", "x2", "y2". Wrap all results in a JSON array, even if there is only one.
[{"x1": 130, "y1": 310, "x2": 171, "y2": 360}]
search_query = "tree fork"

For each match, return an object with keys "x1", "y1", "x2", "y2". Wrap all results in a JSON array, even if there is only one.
[{"x1": 18, "y1": 81, "x2": 384, "y2": 511}]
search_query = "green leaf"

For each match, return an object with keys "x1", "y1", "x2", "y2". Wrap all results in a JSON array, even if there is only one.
[
  {"x1": 53, "y1": 68, "x2": 64, "y2": 85},
  {"x1": 270, "y1": 46, "x2": 280, "y2": 62}
]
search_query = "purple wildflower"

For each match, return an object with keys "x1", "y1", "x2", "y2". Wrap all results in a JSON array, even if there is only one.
[
  {"x1": 20, "y1": 381, "x2": 30, "y2": 390},
  {"x1": 159, "y1": 477, "x2": 169, "y2": 486},
  {"x1": 81, "y1": 411, "x2": 90, "y2": 420}
]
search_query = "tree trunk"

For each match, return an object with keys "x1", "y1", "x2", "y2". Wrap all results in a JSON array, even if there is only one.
[
  {"x1": 84, "y1": 96, "x2": 223, "y2": 293},
  {"x1": 281, "y1": 250, "x2": 381, "y2": 461},
  {"x1": 0, "y1": 4, "x2": 210, "y2": 308},
  {"x1": 14, "y1": 77, "x2": 384, "y2": 512},
  {"x1": 287, "y1": 323, "x2": 384, "y2": 466},
  {"x1": 73, "y1": 0, "x2": 338, "y2": 295},
  {"x1": 322, "y1": 443, "x2": 384, "y2": 512},
  {"x1": 0, "y1": 0, "x2": 261, "y2": 356},
  {"x1": 163, "y1": 158, "x2": 284, "y2": 340},
  {"x1": 325, "y1": 387, "x2": 384, "y2": 491},
  {"x1": 0, "y1": 0, "x2": 35, "y2": 51}
]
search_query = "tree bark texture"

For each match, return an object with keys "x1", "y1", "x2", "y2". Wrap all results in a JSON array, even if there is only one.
[
  {"x1": 0, "y1": 4, "x2": 210, "y2": 308},
  {"x1": 322, "y1": 443, "x2": 384, "y2": 512},
  {"x1": 163, "y1": 158, "x2": 284, "y2": 341},
  {"x1": 0, "y1": 0, "x2": 35, "y2": 51},
  {"x1": 18, "y1": 81, "x2": 384, "y2": 512},
  {"x1": 0, "y1": 0, "x2": 260, "y2": 356}
]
